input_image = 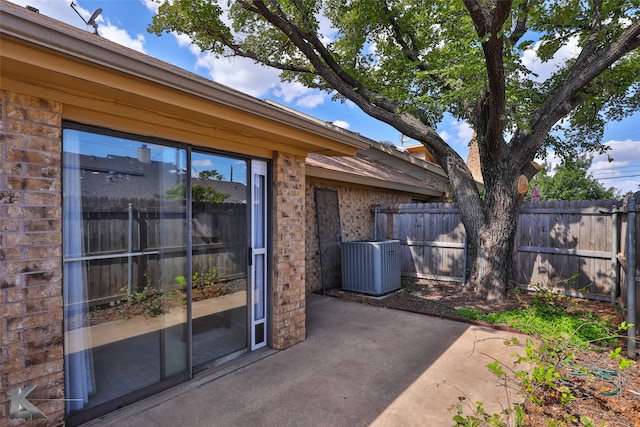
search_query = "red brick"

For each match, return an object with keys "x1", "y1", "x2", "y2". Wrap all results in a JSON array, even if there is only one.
[
  {"x1": 5, "y1": 232, "x2": 61, "y2": 247},
  {"x1": 23, "y1": 191, "x2": 60, "y2": 205},
  {"x1": 5, "y1": 147, "x2": 60, "y2": 165},
  {"x1": 6, "y1": 282, "x2": 60, "y2": 302},
  {"x1": 6, "y1": 311, "x2": 53, "y2": 330},
  {"x1": 6, "y1": 119, "x2": 60, "y2": 140},
  {"x1": 6, "y1": 359, "x2": 62, "y2": 386},
  {"x1": 2, "y1": 301, "x2": 25, "y2": 317},
  {"x1": 7, "y1": 176, "x2": 60, "y2": 192},
  {"x1": 0, "y1": 162, "x2": 24, "y2": 176},
  {"x1": 1, "y1": 328, "x2": 21, "y2": 346},
  {"x1": 24, "y1": 245, "x2": 61, "y2": 259},
  {"x1": 6, "y1": 205, "x2": 61, "y2": 219},
  {"x1": 25, "y1": 273, "x2": 61, "y2": 289},
  {"x1": 23, "y1": 219, "x2": 61, "y2": 232},
  {"x1": 0, "y1": 247, "x2": 21, "y2": 260},
  {"x1": 0, "y1": 353, "x2": 24, "y2": 375},
  {"x1": 0, "y1": 132, "x2": 26, "y2": 148},
  {"x1": 26, "y1": 108, "x2": 62, "y2": 126},
  {"x1": 25, "y1": 296, "x2": 62, "y2": 314},
  {"x1": 26, "y1": 136, "x2": 62, "y2": 152},
  {"x1": 26, "y1": 164, "x2": 60, "y2": 179},
  {"x1": 6, "y1": 92, "x2": 62, "y2": 112}
]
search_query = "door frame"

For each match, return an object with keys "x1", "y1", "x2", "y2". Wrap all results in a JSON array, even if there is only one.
[{"x1": 250, "y1": 159, "x2": 269, "y2": 350}]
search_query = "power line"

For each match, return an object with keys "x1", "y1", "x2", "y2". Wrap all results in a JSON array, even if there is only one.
[
  {"x1": 597, "y1": 174, "x2": 640, "y2": 180},
  {"x1": 591, "y1": 169, "x2": 640, "y2": 178},
  {"x1": 591, "y1": 165, "x2": 640, "y2": 172}
]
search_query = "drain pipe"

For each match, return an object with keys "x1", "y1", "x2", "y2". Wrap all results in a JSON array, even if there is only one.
[{"x1": 626, "y1": 195, "x2": 637, "y2": 359}]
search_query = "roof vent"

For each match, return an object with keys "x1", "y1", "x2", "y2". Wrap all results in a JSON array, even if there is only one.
[{"x1": 26, "y1": 5, "x2": 39, "y2": 13}]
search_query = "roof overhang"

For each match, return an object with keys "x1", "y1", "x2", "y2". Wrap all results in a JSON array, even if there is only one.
[
  {"x1": 306, "y1": 153, "x2": 444, "y2": 198},
  {"x1": 0, "y1": 1, "x2": 368, "y2": 157}
]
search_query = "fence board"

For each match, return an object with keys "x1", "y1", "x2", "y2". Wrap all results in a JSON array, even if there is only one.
[
  {"x1": 618, "y1": 192, "x2": 640, "y2": 332},
  {"x1": 379, "y1": 198, "x2": 624, "y2": 299},
  {"x1": 73, "y1": 196, "x2": 247, "y2": 306}
]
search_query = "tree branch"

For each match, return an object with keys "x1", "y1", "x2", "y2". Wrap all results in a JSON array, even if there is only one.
[
  {"x1": 464, "y1": 0, "x2": 512, "y2": 154},
  {"x1": 380, "y1": 0, "x2": 430, "y2": 71},
  {"x1": 508, "y1": 0, "x2": 529, "y2": 47},
  {"x1": 513, "y1": 19, "x2": 640, "y2": 165}
]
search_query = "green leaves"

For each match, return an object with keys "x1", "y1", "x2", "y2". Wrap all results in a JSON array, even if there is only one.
[
  {"x1": 149, "y1": 0, "x2": 639, "y2": 162},
  {"x1": 529, "y1": 155, "x2": 617, "y2": 201},
  {"x1": 150, "y1": 0, "x2": 233, "y2": 54}
]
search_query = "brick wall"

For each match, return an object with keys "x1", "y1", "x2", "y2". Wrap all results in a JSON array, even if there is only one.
[
  {"x1": 305, "y1": 178, "x2": 412, "y2": 294},
  {"x1": 1, "y1": 90, "x2": 65, "y2": 425},
  {"x1": 271, "y1": 152, "x2": 306, "y2": 349}
]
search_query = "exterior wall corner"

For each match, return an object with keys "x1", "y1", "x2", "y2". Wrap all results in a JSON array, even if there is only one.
[
  {"x1": 271, "y1": 152, "x2": 306, "y2": 349},
  {"x1": 0, "y1": 89, "x2": 65, "y2": 425}
]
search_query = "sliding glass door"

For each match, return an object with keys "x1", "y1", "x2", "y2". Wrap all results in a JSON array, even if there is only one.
[
  {"x1": 63, "y1": 129, "x2": 189, "y2": 419},
  {"x1": 190, "y1": 151, "x2": 248, "y2": 367},
  {"x1": 63, "y1": 125, "x2": 269, "y2": 424}
]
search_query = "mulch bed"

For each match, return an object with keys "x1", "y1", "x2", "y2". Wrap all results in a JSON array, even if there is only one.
[{"x1": 325, "y1": 278, "x2": 640, "y2": 426}]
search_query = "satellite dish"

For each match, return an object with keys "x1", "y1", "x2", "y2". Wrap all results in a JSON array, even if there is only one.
[
  {"x1": 399, "y1": 134, "x2": 410, "y2": 144},
  {"x1": 88, "y1": 8, "x2": 102, "y2": 26},
  {"x1": 70, "y1": 2, "x2": 102, "y2": 35}
]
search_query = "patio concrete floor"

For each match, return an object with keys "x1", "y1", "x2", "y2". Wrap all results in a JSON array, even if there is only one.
[{"x1": 85, "y1": 294, "x2": 527, "y2": 427}]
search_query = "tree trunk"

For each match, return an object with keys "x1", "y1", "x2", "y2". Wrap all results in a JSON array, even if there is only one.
[{"x1": 465, "y1": 175, "x2": 521, "y2": 302}]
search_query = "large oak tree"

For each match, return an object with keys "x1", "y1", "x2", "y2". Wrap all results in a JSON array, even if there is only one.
[{"x1": 151, "y1": 0, "x2": 640, "y2": 301}]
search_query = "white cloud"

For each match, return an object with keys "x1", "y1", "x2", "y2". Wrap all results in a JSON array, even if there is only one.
[
  {"x1": 272, "y1": 81, "x2": 313, "y2": 103},
  {"x1": 141, "y1": 0, "x2": 160, "y2": 14},
  {"x1": 590, "y1": 139, "x2": 640, "y2": 194},
  {"x1": 440, "y1": 120, "x2": 474, "y2": 150},
  {"x1": 193, "y1": 52, "x2": 280, "y2": 98},
  {"x1": 520, "y1": 36, "x2": 580, "y2": 82},
  {"x1": 9, "y1": 0, "x2": 87, "y2": 26},
  {"x1": 272, "y1": 81, "x2": 328, "y2": 108},
  {"x1": 332, "y1": 120, "x2": 350, "y2": 129},
  {"x1": 438, "y1": 129, "x2": 452, "y2": 142},
  {"x1": 193, "y1": 159, "x2": 214, "y2": 168},
  {"x1": 8, "y1": 0, "x2": 146, "y2": 52},
  {"x1": 99, "y1": 24, "x2": 146, "y2": 53}
]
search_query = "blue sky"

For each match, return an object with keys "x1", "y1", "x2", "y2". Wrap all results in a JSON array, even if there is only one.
[{"x1": 11, "y1": 0, "x2": 639, "y2": 194}]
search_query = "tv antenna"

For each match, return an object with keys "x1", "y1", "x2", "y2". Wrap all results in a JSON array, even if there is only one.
[{"x1": 70, "y1": 2, "x2": 102, "y2": 35}]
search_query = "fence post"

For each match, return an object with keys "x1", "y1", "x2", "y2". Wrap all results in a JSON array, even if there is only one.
[
  {"x1": 611, "y1": 206, "x2": 619, "y2": 303},
  {"x1": 462, "y1": 235, "x2": 468, "y2": 286},
  {"x1": 128, "y1": 203, "x2": 134, "y2": 295},
  {"x1": 626, "y1": 195, "x2": 637, "y2": 359}
]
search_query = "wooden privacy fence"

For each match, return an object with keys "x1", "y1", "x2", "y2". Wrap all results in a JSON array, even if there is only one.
[
  {"x1": 73, "y1": 196, "x2": 247, "y2": 306},
  {"x1": 375, "y1": 192, "x2": 639, "y2": 304}
]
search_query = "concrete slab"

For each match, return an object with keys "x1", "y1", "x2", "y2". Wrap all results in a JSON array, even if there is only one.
[{"x1": 85, "y1": 294, "x2": 526, "y2": 427}]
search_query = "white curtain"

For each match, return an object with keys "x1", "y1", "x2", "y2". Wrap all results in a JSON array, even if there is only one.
[{"x1": 63, "y1": 131, "x2": 95, "y2": 413}]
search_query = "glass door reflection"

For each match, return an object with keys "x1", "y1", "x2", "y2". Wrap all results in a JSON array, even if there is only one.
[
  {"x1": 190, "y1": 152, "x2": 248, "y2": 367},
  {"x1": 63, "y1": 129, "x2": 188, "y2": 414}
]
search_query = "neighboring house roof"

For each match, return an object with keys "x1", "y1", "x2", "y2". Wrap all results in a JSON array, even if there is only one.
[
  {"x1": 359, "y1": 140, "x2": 449, "y2": 192},
  {"x1": 400, "y1": 143, "x2": 438, "y2": 163},
  {"x1": 65, "y1": 152, "x2": 248, "y2": 203},
  {"x1": 0, "y1": 0, "x2": 368, "y2": 157}
]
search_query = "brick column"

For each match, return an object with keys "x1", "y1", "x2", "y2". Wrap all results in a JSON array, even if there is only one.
[
  {"x1": 271, "y1": 152, "x2": 306, "y2": 350},
  {"x1": 1, "y1": 90, "x2": 64, "y2": 425}
]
